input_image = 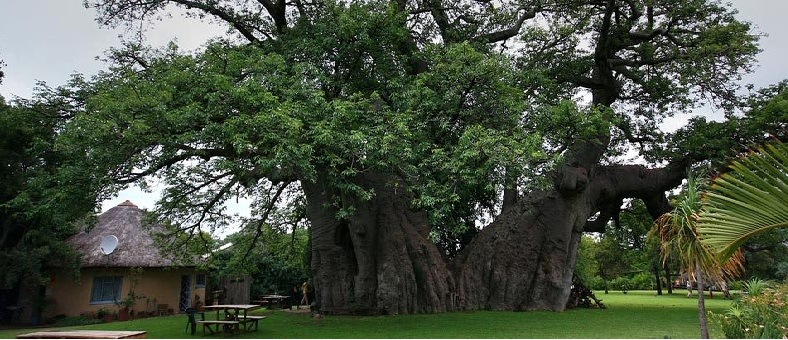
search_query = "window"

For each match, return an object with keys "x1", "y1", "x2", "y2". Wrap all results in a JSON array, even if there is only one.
[
  {"x1": 195, "y1": 274, "x2": 206, "y2": 288},
  {"x1": 90, "y1": 276, "x2": 123, "y2": 304}
]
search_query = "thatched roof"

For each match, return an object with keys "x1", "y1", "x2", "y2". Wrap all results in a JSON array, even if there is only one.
[{"x1": 67, "y1": 200, "x2": 191, "y2": 268}]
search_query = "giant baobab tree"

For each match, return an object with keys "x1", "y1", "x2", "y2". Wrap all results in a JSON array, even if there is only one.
[{"x1": 51, "y1": 0, "x2": 767, "y2": 313}]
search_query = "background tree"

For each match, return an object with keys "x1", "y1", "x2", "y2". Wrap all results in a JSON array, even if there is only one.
[
  {"x1": 588, "y1": 199, "x2": 670, "y2": 294},
  {"x1": 0, "y1": 70, "x2": 98, "y2": 318}
]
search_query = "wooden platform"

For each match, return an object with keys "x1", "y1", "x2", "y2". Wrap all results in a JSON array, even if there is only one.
[{"x1": 16, "y1": 330, "x2": 147, "y2": 339}]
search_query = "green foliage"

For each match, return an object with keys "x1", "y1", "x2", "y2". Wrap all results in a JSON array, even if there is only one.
[
  {"x1": 0, "y1": 93, "x2": 94, "y2": 288},
  {"x1": 587, "y1": 199, "x2": 668, "y2": 293},
  {"x1": 743, "y1": 277, "x2": 770, "y2": 297},
  {"x1": 629, "y1": 272, "x2": 655, "y2": 291},
  {"x1": 609, "y1": 277, "x2": 631, "y2": 291},
  {"x1": 711, "y1": 282, "x2": 788, "y2": 339},
  {"x1": 53, "y1": 316, "x2": 104, "y2": 327},
  {"x1": 738, "y1": 229, "x2": 788, "y2": 281},
  {"x1": 728, "y1": 280, "x2": 744, "y2": 291},
  {"x1": 575, "y1": 235, "x2": 599, "y2": 285},
  {"x1": 605, "y1": 274, "x2": 652, "y2": 291},
  {"x1": 208, "y1": 213, "x2": 310, "y2": 296},
  {"x1": 656, "y1": 82, "x2": 788, "y2": 166}
]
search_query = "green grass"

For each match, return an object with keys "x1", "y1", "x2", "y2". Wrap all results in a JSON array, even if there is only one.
[{"x1": 0, "y1": 291, "x2": 735, "y2": 338}]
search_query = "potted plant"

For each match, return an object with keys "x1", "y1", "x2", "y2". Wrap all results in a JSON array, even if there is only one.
[
  {"x1": 116, "y1": 268, "x2": 145, "y2": 321},
  {"x1": 116, "y1": 294, "x2": 134, "y2": 321},
  {"x1": 96, "y1": 307, "x2": 111, "y2": 323}
]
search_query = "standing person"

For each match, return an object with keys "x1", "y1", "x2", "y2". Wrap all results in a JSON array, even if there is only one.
[
  {"x1": 301, "y1": 280, "x2": 309, "y2": 308},
  {"x1": 721, "y1": 281, "x2": 731, "y2": 299},
  {"x1": 290, "y1": 283, "x2": 299, "y2": 310},
  {"x1": 686, "y1": 280, "x2": 693, "y2": 297}
]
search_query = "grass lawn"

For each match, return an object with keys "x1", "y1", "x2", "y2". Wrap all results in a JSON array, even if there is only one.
[{"x1": 0, "y1": 291, "x2": 734, "y2": 339}]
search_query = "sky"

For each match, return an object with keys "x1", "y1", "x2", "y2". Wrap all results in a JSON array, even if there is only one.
[{"x1": 1, "y1": 0, "x2": 787, "y2": 216}]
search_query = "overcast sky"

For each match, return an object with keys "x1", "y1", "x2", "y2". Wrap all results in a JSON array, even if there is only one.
[{"x1": 1, "y1": 0, "x2": 786, "y2": 216}]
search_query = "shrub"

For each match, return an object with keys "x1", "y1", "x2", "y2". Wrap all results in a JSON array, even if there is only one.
[
  {"x1": 711, "y1": 282, "x2": 788, "y2": 338},
  {"x1": 53, "y1": 316, "x2": 104, "y2": 327},
  {"x1": 629, "y1": 272, "x2": 653, "y2": 290},
  {"x1": 743, "y1": 277, "x2": 769, "y2": 296},
  {"x1": 588, "y1": 276, "x2": 606, "y2": 291},
  {"x1": 609, "y1": 277, "x2": 631, "y2": 291}
]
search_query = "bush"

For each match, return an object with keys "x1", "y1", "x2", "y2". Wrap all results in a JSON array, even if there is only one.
[
  {"x1": 53, "y1": 316, "x2": 104, "y2": 327},
  {"x1": 587, "y1": 276, "x2": 606, "y2": 291},
  {"x1": 629, "y1": 272, "x2": 653, "y2": 290},
  {"x1": 711, "y1": 282, "x2": 788, "y2": 338},
  {"x1": 609, "y1": 277, "x2": 631, "y2": 291},
  {"x1": 743, "y1": 277, "x2": 769, "y2": 296}
]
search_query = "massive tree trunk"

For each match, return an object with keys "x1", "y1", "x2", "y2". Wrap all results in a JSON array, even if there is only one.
[
  {"x1": 306, "y1": 122, "x2": 687, "y2": 314},
  {"x1": 451, "y1": 190, "x2": 590, "y2": 311},
  {"x1": 304, "y1": 171, "x2": 454, "y2": 315},
  {"x1": 452, "y1": 155, "x2": 688, "y2": 311}
]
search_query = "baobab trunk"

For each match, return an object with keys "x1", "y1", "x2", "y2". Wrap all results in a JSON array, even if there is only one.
[
  {"x1": 304, "y1": 171, "x2": 454, "y2": 315},
  {"x1": 451, "y1": 190, "x2": 591, "y2": 311},
  {"x1": 305, "y1": 154, "x2": 685, "y2": 314}
]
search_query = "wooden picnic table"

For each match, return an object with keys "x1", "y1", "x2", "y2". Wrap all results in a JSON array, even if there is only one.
[
  {"x1": 16, "y1": 330, "x2": 147, "y2": 339},
  {"x1": 199, "y1": 304, "x2": 264, "y2": 335},
  {"x1": 254, "y1": 295, "x2": 289, "y2": 309}
]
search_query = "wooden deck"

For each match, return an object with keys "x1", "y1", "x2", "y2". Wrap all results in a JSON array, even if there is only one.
[{"x1": 16, "y1": 330, "x2": 147, "y2": 339}]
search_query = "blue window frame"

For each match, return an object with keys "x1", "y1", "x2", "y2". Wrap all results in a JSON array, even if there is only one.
[
  {"x1": 195, "y1": 274, "x2": 206, "y2": 288},
  {"x1": 90, "y1": 276, "x2": 123, "y2": 304}
]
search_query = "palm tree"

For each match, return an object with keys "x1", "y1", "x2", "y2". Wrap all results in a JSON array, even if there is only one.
[
  {"x1": 651, "y1": 172, "x2": 742, "y2": 339},
  {"x1": 698, "y1": 140, "x2": 788, "y2": 261}
]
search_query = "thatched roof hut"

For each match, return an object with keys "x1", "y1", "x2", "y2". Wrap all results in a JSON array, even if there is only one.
[{"x1": 67, "y1": 200, "x2": 185, "y2": 268}]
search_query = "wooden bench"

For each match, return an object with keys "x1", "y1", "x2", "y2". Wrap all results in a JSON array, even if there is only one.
[
  {"x1": 196, "y1": 320, "x2": 240, "y2": 335},
  {"x1": 238, "y1": 315, "x2": 267, "y2": 331}
]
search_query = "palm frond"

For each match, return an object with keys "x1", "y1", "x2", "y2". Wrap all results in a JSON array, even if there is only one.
[{"x1": 698, "y1": 141, "x2": 788, "y2": 260}]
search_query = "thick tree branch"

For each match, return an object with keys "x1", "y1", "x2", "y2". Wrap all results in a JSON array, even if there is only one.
[
  {"x1": 584, "y1": 197, "x2": 623, "y2": 233},
  {"x1": 255, "y1": 0, "x2": 288, "y2": 33},
  {"x1": 424, "y1": 0, "x2": 453, "y2": 42},
  {"x1": 472, "y1": 7, "x2": 537, "y2": 44},
  {"x1": 593, "y1": 158, "x2": 689, "y2": 200},
  {"x1": 584, "y1": 157, "x2": 690, "y2": 229},
  {"x1": 170, "y1": 0, "x2": 263, "y2": 44}
]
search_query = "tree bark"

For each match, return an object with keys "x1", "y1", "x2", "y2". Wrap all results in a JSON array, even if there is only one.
[
  {"x1": 304, "y1": 171, "x2": 454, "y2": 315},
  {"x1": 451, "y1": 190, "x2": 589, "y2": 311},
  {"x1": 664, "y1": 264, "x2": 672, "y2": 294}
]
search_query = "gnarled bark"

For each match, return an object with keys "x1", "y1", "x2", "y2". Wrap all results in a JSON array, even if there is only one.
[
  {"x1": 304, "y1": 171, "x2": 454, "y2": 314},
  {"x1": 452, "y1": 190, "x2": 589, "y2": 311},
  {"x1": 452, "y1": 157, "x2": 688, "y2": 311}
]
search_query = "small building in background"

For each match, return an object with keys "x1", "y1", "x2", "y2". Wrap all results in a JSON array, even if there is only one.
[
  {"x1": 45, "y1": 200, "x2": 205, "y2": 319},
  {"x1": 214, "y1": 276, "x2": 252, "y2": 305}
]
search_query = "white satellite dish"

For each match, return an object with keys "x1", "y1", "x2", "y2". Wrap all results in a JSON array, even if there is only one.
[{"x1": 100, "y1": 235, "x2": 119, "y2": 255}]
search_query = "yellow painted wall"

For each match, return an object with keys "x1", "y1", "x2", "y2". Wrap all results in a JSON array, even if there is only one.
[{"x1": 46, "y1": 268, "x2": 206, "y2": 318}]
